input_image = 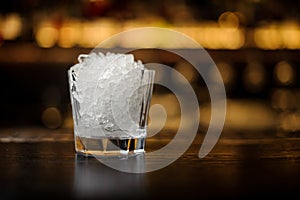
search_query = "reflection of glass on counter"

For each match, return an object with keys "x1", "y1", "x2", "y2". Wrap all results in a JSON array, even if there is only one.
[{"x1": 74, "y1": 154, "x2": 146, "y2": 199}]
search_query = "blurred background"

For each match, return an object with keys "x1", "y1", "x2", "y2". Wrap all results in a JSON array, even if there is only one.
[{"x1": 0, "y1": 0, "x2": 300, "y2": 138}]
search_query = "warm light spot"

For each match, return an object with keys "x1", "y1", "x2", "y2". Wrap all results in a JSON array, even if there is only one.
[
  {"x1": 79, "y1": 21, "x2": 102, "y2": 48},
  {"x1": 174, "y1": 61, "x2": 197, "y2": 83},
  {"x1": 244, "y1": 62, "x2": 265, "y2": 92},
  {"x1": 216, "y1": 62, "x2": 235, "y2": 88},
  {"x1": 176, "y1": 26, "x2": 206, "y2": 48},
  {"x1": 254, "y1": 26, "x2": 282, "y2": 49},
  {"x1": 79, "y1": 19, "x2": 119, "y2": 48},
  {"x1": 200, "y1": 100, "x2": 276, "y2": 131},
  {"x1": 253, "y1": 22, "x2": 300, "y2": 50},
  {"x1": 120, "y1": 26, "x2": 199, "y2": 48},
  {"x1": 94, "y1": 19, "x2": 120, "y2": 43},
  {"x1": 58, "y1": 20, "x2": 81, "y2": 48},
  {"x1": 274, "y1": 61, "x2": 294, "y2": 85},
  {"x1": 209, "y1": 27, "x2": 222, "y2": 49},
  {"x1": 279, "y1": 111, "x2": 300, "y2": 132},
  {"x1": 1, "y1": 13, "x2": 22, "y2": 40},
  {"x1": 176, "y1": 27, "x2": 194, "y2": 40},
  {"x1": 281, "y1": 28, "x2": 300, "y2": 49},
  {"x1": 218, "y1": 11, "x2": 239, "y2": 29},
  {"x1": 193, "y1": 26, "x2": 206, "y2": 46},
  {"x1": 271, "y1": 89, "x2": 295, "y2": 110},
  {"x1": 195, "y1": 22, "x2": 244, "y2": 49},
  {"x1": 163, "y1": 22, "x2": 245, "y2": 49},
  {"x1": 220, "y1": 28, "x2": 245, "y2": 49},
  {"x1": 254, "y1": 28, "x2": 268, "y2": 49},
  {"x1": 267, "y1": 27, "x2": 281, "y2": 49},
  {"x1": 280, "y1": 21, "x2": 300, "y2": 49},
  {"x1": 33, "y1": 17, "x2": 250, "y2": 49},
  {"x1": 123, "y1": 17, "x2": 166, "y2": 32},
  {"x1": 36, "y1": 23, "x2": 58, "y2": 48},
  {"x1": 41, "y1": 107, "x2": 63, "y2": 129}
]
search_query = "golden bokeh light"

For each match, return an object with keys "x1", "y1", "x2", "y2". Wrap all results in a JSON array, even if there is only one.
[
  {"x1": 216, "y1": 61, "x2": 235, "y2": 88},
  {"x1": 218, "y1": 11, "x2": 240, "y2": 29},
  {"x1": 274, "y1": 61, "x2": 294, "y2": 85},
  {"x1": 41, "y1": 107, "x2": 63, "y2": 129},
  {"x1": 79, "y1": 21, "x2": 102, "y2": 48},
  {"x1": 174, "y1": 61, "x2": 197, "y2": 83},
  {"x1": 33, "y1": 18, "x2": 245, "y2": 49},
  {"x1": 244, "y1": 62, "x2": 265, "y2": 92},
  {"x1": 254, "y1": 26, "x2": 281, "y2": 49},
  {"x1": 279, "y1": 111, "x2": 300, "y2": 132},
  {"x1": 200, "y1": 100, "x2": 276, "y2": 131},
  {"x1": 271, "y1": 89, "x2": 295, "y2": 110},
  {"x1": 58, "y1": 19, "x2": 81, "y2": 48},
  {"x1": 254, "y1": 21, "x2": 300, "y2": 49},
  {"x1": 188, "y1": 23, "x2": 245, "y2": 49},
  {"x1": 1, "y1": 13, "x2": 22, "y2": 40},
  {"x1": 36, "y1": 22, "x2": 58, "y2": 48},
  {"x1": 280, "y1": 21, "x2": 300, "y2": 49}
]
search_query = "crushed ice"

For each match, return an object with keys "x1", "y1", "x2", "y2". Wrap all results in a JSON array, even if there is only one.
[{"x1": 69, "y1": 52, "x2": 147, "y2": 137}]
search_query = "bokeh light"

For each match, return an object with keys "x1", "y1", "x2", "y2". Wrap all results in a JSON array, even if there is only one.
[
  {"x1": 1, "y1": 13, "x2": 22, "y2": 40},
  {"x1": 36, "y1": 21, "x2": 59, "y2": 48},
  {"x1": 243, "y1": 62, "x2": 266, "y2": 92},
  {"x1": 274, "y1": 61, "x2": 294, "y2": 85}
]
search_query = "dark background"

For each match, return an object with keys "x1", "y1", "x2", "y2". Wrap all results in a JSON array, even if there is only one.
[{"x1": 0, "y1": 0, "x2": 300, "y2": 133}]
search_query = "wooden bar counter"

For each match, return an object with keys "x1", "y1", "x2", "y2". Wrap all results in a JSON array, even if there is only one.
[{"x1": 0, "y1": 127, "x2": 299, "y2": 199}]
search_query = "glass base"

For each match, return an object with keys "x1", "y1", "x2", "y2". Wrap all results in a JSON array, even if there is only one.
[{"x1": 75, "y1": 136, "x2": 145, "y2": 157}]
